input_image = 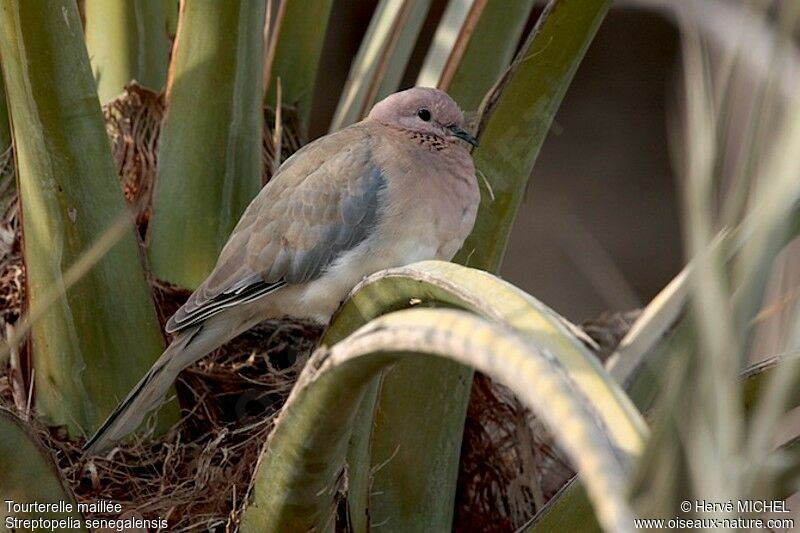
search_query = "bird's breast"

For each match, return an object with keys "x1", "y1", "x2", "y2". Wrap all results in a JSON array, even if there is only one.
[
  {"x1": 279, "y1": 135, "x2": 479, "y2": 323},
  {"x1": 383, "y1": 150, "x2": 478, "y2": 249}
]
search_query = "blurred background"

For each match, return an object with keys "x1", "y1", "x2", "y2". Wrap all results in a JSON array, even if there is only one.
[{"x1": 310, "y1": 2, "x2": 683, "y2": 321}]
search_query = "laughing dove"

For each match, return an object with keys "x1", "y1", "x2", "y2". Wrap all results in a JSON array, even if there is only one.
[{"x1": 84, "y1": 87, "x2": 480, "y2": 453}]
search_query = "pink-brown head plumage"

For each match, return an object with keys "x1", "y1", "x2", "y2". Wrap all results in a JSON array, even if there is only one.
[{"x1": 366, "y1": 87, "x2": 477, "y2": 148}]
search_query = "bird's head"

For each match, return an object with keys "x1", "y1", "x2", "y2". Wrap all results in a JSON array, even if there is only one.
[{"x1": 367, "y1": 87, "x2": 479, "y2": 148}]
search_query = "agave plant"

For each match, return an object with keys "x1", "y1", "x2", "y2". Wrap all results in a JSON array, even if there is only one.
[{"x1": 1, "y1": 0, "x2": 799, "y2": 532}]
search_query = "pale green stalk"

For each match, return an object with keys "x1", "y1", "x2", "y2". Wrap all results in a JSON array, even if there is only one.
[
  {"x1": 0, "y1": 0, "x2": 171, "y2": 435},
  {"x1": 84, "y1": 0, "x2": 169, "y2": 102},
  {"x1": 149, "y1": 0, "x2": 266, "y2": 289}
]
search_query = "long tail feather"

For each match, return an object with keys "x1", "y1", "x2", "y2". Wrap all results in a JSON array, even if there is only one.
[{"x1": 83, "y1": 325, "x2": 209, "y2": 454}]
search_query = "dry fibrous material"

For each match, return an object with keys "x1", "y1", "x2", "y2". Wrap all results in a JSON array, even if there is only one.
[
  {"x1": 262, "y1": 105, "x2": 305, "y2": 184},
  {"x1": 103, "y1": 83, "x2": 165, "y2": 230},
  {"x1": 455, "y1": 373, "x2": 574, "y2": 532},
  {"x1": 453, "y1": 311, "x2": 640, "y2": 531},
  {"x1": 103, "y1": 83, "x2": 305, "y2": 232},
  {"x1": 0, "y1": 316, "x2": 320, "y2": 531},
  {"x1": 0, "y1": 234, "x2": 21, "y2": 328},
  {"x1": 581, "y1": 310, "x2": 642, "y2": 361},
  {"x1": 0, "y1": 148, "x2": 20, "y2": 329}
]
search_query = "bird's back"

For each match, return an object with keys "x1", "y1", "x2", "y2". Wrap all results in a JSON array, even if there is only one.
[{"x1": 167, "y1": 123, "x2": 388, "y2": 332}]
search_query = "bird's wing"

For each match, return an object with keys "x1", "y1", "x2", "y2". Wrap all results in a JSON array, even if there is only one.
[{"x1": 166, "y1": 125, "x2": 387, "y2": 332}]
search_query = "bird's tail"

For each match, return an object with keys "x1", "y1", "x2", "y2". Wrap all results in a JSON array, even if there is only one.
[{"x1": 83, "y1": 324, "x2": 216, "y2": 454}]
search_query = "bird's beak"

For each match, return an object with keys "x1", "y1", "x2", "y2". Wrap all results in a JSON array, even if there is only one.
[{"x1": 448, "y1": 124, "x2": 479, "y2": 148}]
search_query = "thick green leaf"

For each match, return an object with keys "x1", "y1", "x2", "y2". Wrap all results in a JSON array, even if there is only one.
[
  {"x1": 242, "y1": 308, "x2": 641, "y2": 533},
  {"x1": 329, "y1": 0, "x2": 432, "y2": 132},
  {"x1": 454, "y1": 0, "x2": 611, "y2": 271},
  {"x1": 148, "y1": 0, "x2": 265, "y2": 289},
  {"x1": 415, "y1": 0, "x2": 474, "y2": 88},
  {"x1": 0, "y1": 408, "x2": 87, "y2": 531},
  {"x1": 0, "y1": 72, "x2": 11, "y2": 209},
  {"x1": 353, "y1": 354, "x2": 471, "y2": 531},
  {"x1": 416, "y1": 0, "x2": 533, "y2": 100},
  {"x1": 84, "y1": 0, "x2": 169, "y2": 102},
  {"x1": 164, "y1": 0, "x2": 179, "y2": 37},
  {"x1": 0, "y1": 0, "x2": 171, "y2": 435},
  {"x1": 541, "y1": 235, "x2": 725, "y2": 528},
  {"x1": 326, "y1": 262, "x2": 646, "y2": 448},
  {"x1": 0, "y1": 73, "x2": 10, "y2": 152},
  {"x1": 444, "y1": 0, "x2": 535, "y2": 112},
  {"x1": 524, "y1": 478, "x2": 601, "y2": 533},
  {"x1": 325, "y1": 261, "x2": 645, "y2": 532},
  {"x1": 264, "y1": 0, "x2": 334, "y2": 133}
]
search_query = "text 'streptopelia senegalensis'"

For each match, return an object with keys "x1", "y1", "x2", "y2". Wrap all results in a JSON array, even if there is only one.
[{"x1": 84, "y1": 87, "x2": 480, "y2": 453}]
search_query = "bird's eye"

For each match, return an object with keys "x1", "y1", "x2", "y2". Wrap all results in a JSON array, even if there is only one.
[{"x1": 417, "y1": 108, "x2": 432, "y2": 122}]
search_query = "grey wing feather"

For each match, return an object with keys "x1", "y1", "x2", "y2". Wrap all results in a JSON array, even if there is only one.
[
  {"x1": 283, "y1": 167, "x2": 384, "y2": 283},
  {"x1": 166, "y1": 126, "x2": 386, "y2": 333}
]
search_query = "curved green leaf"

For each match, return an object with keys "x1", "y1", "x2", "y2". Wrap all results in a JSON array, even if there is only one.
[
  {"x1": 148, "y1": 0, "x2": 266, "y2": 289},
  {"x1": 454, "y1": 0, "x2": 611, "y2": 272},
  {"x1": 264, "y1": 0, "x2": 334, "y2": 133},
  {"x1": 329, "y1": 261, "x2": 645, "y2": 532},
  {"x1": 327, "y1": 261, "x2": 646, "y2": 450},
  {"x1": 415, "y1": 0, "x2": 475, "y2": 88},
  {"x1": 444, "y1": 0, "x2": 535, "y2": 112},
  {"x1": 84, "y1": 0, "x2": 169, "y2": 102},
  {"x1": 0, "y1": 0, "x2": 171, "y2": 435},
  {"x1": 241, "y1": 308, "x2": 640, "y2": 533},
  {"x1": 329, "y1": 0, "x2": 432, "y2": 132},
  {"x1": 0, "y1": 73, "x2": 10, "y2": 153},
  {"x1": 524, "y1": 478, "x2": 601, "y2": 533},
  {"x1": 0, "y1": 408, "x2": 87, "y2": 531}
]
